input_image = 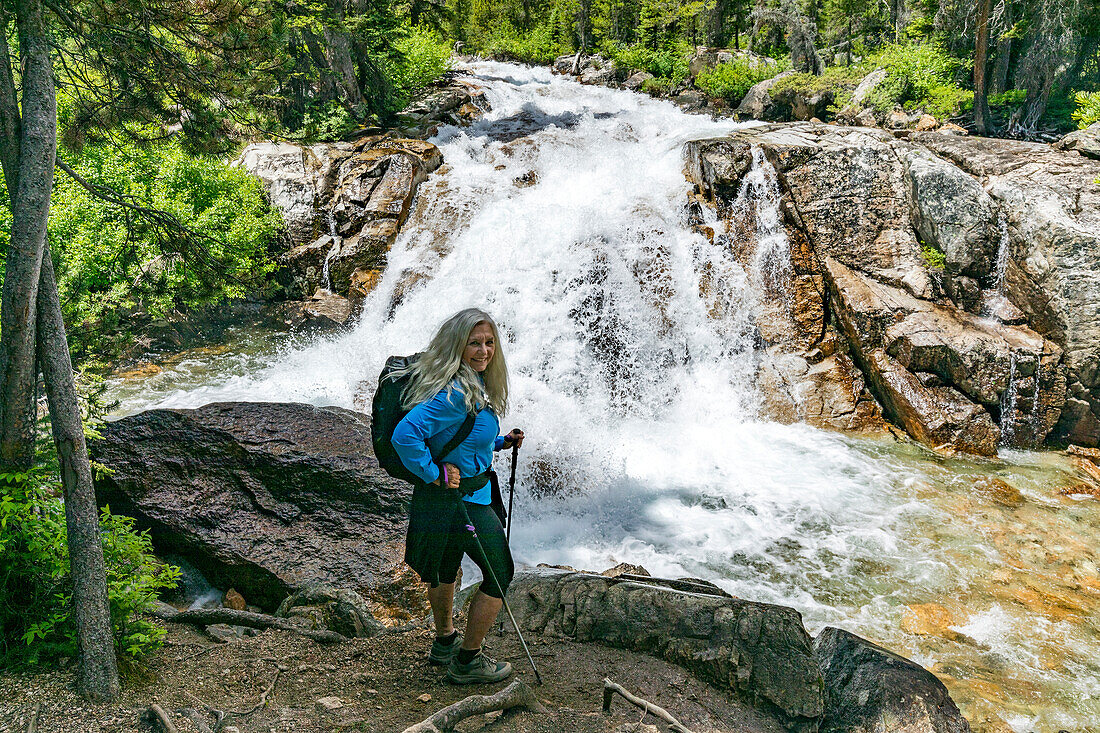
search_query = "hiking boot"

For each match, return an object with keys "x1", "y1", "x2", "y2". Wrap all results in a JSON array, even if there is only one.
[
  {"x1": 445, "y1": 649, "x2": 513, "y2": 684},
  {"x1": 428, "y1": 633, "x2": 463, "y2": 666}
]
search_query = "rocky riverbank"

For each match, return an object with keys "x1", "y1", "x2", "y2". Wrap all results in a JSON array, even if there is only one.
[
  {"x1": 685, "y1": 123, "x2": 1100, "y2": 453},
  {"x1": 88, "y1": 401, "x2": 973, "y2": 733}
]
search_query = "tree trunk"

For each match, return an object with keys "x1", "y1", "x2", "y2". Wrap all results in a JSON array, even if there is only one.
[
  {"x1": 973, "y1": 0, "x2": 993, "y2": 135},
  {"x1": 708, "y1": 0, "x2": 727, "y2": 46},
  {"x1": 0, "y1": 0, "x2": 54, "y2": 473},
  {"x1": 36, "y1": 246, "x2": 120, "y2": 702},
  {"x1": 321, "y1": 21, "x2": 368, "y2": 118},
  {"x1": 990, "y1": 0, "x2": 1012, "y2": 95}
]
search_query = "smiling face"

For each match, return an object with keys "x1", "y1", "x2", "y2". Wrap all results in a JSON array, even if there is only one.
[{"x1": 462, "y1": 321, "x2": 496, "y2": 372}]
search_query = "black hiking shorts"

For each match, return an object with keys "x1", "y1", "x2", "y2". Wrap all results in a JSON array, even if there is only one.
[{"x1": 434, "y1": 501, "x2": 515, "y2": 598}]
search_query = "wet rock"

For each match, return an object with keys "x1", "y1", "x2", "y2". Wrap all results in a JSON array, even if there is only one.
[
  {"x1": 900, "y1": 603, "x2": 958, "y2": 637},
  {"x1": 92, "y1": 402, "x2": 415, "y2": 613},
  {"x1": 673, "y1": 89, "x2": 706, "y2": 111},
  {"x1": 601, "y1": 563, "x2": 650, "y2": 577},
  {"x1": 1072, "y1": 455, "x2": 1100, "y2": 485},
  {"x1": 328, "y1": 218, "x2": 401, "y2": 293},
  {"x1": 269, "y1": 291, "x2": 355, "y2": 333},
  {"x1": 277, "y1": 235, "x2": 337, "y2": 299},
  {"x1": 1067, "y1": 444, "x2": 1100, "y2": 463},
  {"x1": 579, "y1": 58, "x2": 617, "y2": 86},
  {"x1": 979, "y1": 291, "x2": 1026, "y2": 325},
  {"x1": 507, "y1": 568, "x2": 825, "y2": 732},
  {"x1": 815, "y1": 627, "x2": 970, "y2": 733},
  {"x1": 758, "y1": 351, "x2": 887, "y2": 433},
  {"x1": 348, "y1": 268, "x2": 383, "y2": 301},
  {"x1": 1052, "y1": 122, "x2": 1100, "y2": 160},
  {"x1": 973, "y1": 477, "x2": 1025, "y2": 507}
]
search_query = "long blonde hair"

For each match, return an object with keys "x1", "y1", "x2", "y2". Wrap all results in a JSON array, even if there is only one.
[{"x1": 399, "y1": 308, "x2": 509, "y2": 416}]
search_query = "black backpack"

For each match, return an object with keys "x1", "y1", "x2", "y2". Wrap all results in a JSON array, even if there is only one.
[{"x1": 371, "y1": 354, "x2": 475, "y2": 484}]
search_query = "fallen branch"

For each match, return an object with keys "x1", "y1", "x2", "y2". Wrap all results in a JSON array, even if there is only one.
[
  {"x1": 141, "y1": 704, "x2": 179, "y2": 733},
  {"x1": 151, "y1": 606, "x2": 346, "y2": 644},
  {"x1": 26, "y1": 704, "x2": 41, "y2": 733},
  {"x1": 602, "y1": 678, "x2": 695, "y2": 733},
  {"x1": 401, "y1": 679, "x2": 547, "y2": 733},
  {"x1": 227, "y1": 671, "x2": 280, "y2": 717},
  {"x1": 182, "y1": 692, "x2": 227, "y2": 732}
]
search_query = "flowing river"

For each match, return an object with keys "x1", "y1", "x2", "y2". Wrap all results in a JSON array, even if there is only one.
[{"x1": 106, "y1": 61, "x2": 1100, "y2": 732}]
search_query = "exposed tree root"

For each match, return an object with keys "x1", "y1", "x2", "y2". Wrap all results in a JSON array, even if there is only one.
[
  {"x1": 401, "y1": 679, "x2": 547, "y2": 732},
  {"x1": 25, "y1": 704, "x2": 41, "y2": 733},
  {"x1": 140, "y1": 704, "x2": 179, "y2": 733},
  {"x1": 602, "y1": 678, "x2": 695, "y2": 733},
  {"x1": 151, "y1": 606, "x2": 346, "y2": 644}
]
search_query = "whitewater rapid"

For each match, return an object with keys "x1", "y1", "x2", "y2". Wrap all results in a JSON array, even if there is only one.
[{"x1": 109, "y1": 61, "x2": 1100, "y2": 731}]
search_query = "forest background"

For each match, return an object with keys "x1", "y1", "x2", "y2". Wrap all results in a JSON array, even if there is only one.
[{"x1": 0, "y1": 0, "x2": 1097, "y2": 703}]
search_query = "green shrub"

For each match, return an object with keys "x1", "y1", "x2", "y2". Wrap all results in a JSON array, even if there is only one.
[
  {"x1": 480, "y1": 22, "x2": 567, "y2": 65},
  {"x1": 1072, "y1": 90, "x2": 1100, "y2": 129},
  {"x1": 609, "y1": 43, "x2": 689, "y2": 84},
  {"x1": 0, "y1": 137, "x2": 282, "y2": 364},
  {"x1": 864, "y1": 42, "x2": 970, "y2": 116},
  {"x1": 696, "y1": 58, "x2": 777, "y2": 104},
  {"x1": 920, "y1": 241, "x2": 946, "y2": 270},
  {"x1": 0, "y1": 470, "x2": 179, "y2": 667},
  {"x1": 989, "y1": 89, "x2": 1027, "y2": 108},
  {"x1": 300, "y1": 100, "x2": 359, "y2": 142},
  {"x1": 394, "y1": 26, "x2": 453, "y2": 105}
]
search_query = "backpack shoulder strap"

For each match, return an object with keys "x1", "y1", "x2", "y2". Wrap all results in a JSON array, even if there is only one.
[{"x1": 433, "y1": 412, "x2": 476, "y2": 463}]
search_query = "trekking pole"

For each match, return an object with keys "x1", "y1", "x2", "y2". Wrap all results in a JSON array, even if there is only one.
[
  {"x1": 452, "y1": 491, "x2": 542, "y2": 686},
  {"x1": 506, "y1": 442, "x2": 518, "y2": 543}
]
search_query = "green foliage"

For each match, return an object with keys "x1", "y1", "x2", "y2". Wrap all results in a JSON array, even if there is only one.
[
  {"x1": 989, "y1": 89, "x2": 1027, "y2": 108},
  {"x1": 864, "y1": 42, "x2": 971, "y2": 116},
  {"x1": 1072, "y1": 91, "x2": 1100, "y2": 129},
  {"x1": 0, "y1": 138, "x2": 282, "y2": 363},
  {"x1": 0, "y1": 470, "x2": 179, "y2": 667},
  {"x1": 696, "y1": 58, "x2": 778, "y2": 104},
  {"x1": 393, "y1": 26, "x2": 454, "y2": 105},
  {"x1": 300, "y1": 100, "x2": 360, "y2": 142},
  {"x1": 480, "y1": 22, "x2": 568, "y2": 64},
  {"x1": 770, "y1": 64, "x2": 861, "y2": 101},
  {"x1": 919, "y1": 240, "x2": 946, "y2": 270},
  {"x1": 609, "y1": 43, "x2": 690, "y2": 84}
]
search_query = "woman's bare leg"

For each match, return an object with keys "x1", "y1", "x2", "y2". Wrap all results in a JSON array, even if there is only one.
[
  {"x1": 461, "y1": 590, "x2": 503, "y2": 650},
  {"x1": 427, "y1": 582, "x2": 456, "y2": 636}
]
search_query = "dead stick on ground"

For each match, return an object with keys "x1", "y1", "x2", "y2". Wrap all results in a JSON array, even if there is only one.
[
  {"x1": 182, "y1": 692, "x2": 227, "y2": 733},
  {"x1": 602, "y1": 678, "x2": 695, "y2": 733},
  {"x1": 151, "y1": 607, "x2": 346, "y2": 644},
  {"x1": 25, "y1": 703, "x2": 41, "y2": 733},
  {"x1": 401, "y1": 679, "x2": 548, "y2": 733},
  {"x1": 227, "y1": 671, "x2": 281, "y2": 717},
  {"x1": 143, "y1": 704, "x2": 180, "y2": 733}
]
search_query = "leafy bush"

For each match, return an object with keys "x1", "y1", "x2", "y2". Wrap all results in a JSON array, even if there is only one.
[
  {"x1": 609, "y1": 43, "x2": 689, "y2": 85},
  {"x1": 696, "y1": 58, "x2": 778, "y2": 104},
  {"x1": 480, "y1": 22, "x2": 566, "y2": 65},
  {"x1": 300, "y1": 100, "x2": 359, "y2": 142},
  {"x1": 920, "y1": 241, "x2": 946, "y2": 270},
  {"x1": 0, "y1": 470, "x2": 179, "y2": 667},
  {"x1": 1072, "y1": 90, "x2": 1100, "y2": 128},
  {"x1": 394, "y1": 27, "x2": 453, "y2": 105},
  {"x1": 770, "y1": 65, "x2": 862, "y2": 109},
  {"x1": 864, "y1": 42, "x2": 971, "y2": 116},
  {"x1": 989, "y1": 89, "x2": 1027, "y2": 108},
  {"x1": 0, "y1": 137, "x2": 282, "y2": 364}
]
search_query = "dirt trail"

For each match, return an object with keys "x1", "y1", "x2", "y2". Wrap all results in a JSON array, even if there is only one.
[{"x1": 0, "y1": 620, "x2": 783, "y2": 733}]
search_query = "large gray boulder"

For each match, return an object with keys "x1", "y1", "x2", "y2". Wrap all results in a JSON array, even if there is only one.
[
  {"x1": 836, "y1": 68, "x2": 886, "y2": 123},
  {"x1": 507, "y1": 569, "x2": 825, "y2": 732},
  {"x1": 816, "y1": 627, "x2": 970, "y2": 733},
  {"x1": 1053, "y1": 122, "x2": 1100, "y2": 160},
  {"x1": 91, "y1": 402, "x2": 421, "y2": 621},
  {"x1": 735, "y1": 70, "x2": 794, "y2": 120}
]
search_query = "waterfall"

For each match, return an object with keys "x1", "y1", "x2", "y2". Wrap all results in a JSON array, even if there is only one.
[
  {"x1": 1000, "y1": 352, "x2": 1018, "y2": 446},
  {"x1": 107, "y1": 62, "x2": 1100, "y2": 729},
  {"x1": 993, "y1": 212, "x2": 1010, "y2": 293},
  {"x1": 725, "y1": 146, "x2": 792, "y2": 307},
  {"x1": 320, "y1": 211, "x2": 341, "y2": 293}
]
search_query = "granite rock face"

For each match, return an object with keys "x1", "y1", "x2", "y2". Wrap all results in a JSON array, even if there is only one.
[
  {"x1": 92, "y1": 402, "x2": 420, "y2": 618},
  {"x1": 686, "y1": 123, "x2": 1098, "y2": 450}
]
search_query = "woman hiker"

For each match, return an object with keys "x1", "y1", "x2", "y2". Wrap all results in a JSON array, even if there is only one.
[{"x1": 392, "y1": 308, "x2": 525, "y2": 684}]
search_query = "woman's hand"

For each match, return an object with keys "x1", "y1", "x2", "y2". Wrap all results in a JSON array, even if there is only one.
[
  {"x1": 433, "y1": 462, "x2": 461, "y2": 490},
  {"x1": 502, "y1": 428, "x2": 525, "y2": 449}
]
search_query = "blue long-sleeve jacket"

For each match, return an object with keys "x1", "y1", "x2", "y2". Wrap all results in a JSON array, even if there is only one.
[{"x1": 392, "y1": 380, "x2": 505, "y2": 505}]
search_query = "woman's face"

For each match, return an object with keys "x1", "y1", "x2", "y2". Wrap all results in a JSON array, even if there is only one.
[{"x1": 462, "y1": 322, "x2": 495, "y2": 372}]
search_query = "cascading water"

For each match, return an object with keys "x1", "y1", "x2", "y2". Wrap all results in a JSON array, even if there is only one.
[
  {"x1": 993, "y1": 212, "x2": 1010, "y2": 293},
  {"x1": 725, "y1": 146, "x2": 792, "y2": 307},
  {"x1": 320, "y1": 211, "x2": 341, "y2": 293},
  {"x1": 1001, "y1": 353, "x2": 1018, "y2": 446},
  {"x1": 107, "y1": 62, "x2": 1100, "y2": 730}
]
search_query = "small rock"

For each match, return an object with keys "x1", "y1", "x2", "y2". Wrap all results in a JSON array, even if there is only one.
[
  {"x1": 1059, "y1": 482, "x2": 1100, "y2": 498},
  {"x1": 616, "y1": 724, "x2": 659, "y2": 733},
  {"x1": 223, "y1": 728, "x2": 241, "y2": 733},
  {"x1": 351, "y1": 672, "x2": 370, "y2": 683},
  {"x1": 1071, "y1": 456, "x2": 1100, "y2": 484},
  {"x1": 855, "y1": 108, "x2": 877, "y2": 128},
  {"x1": 1067, "y1": 444, "x2": 1100, "y2": 464},
  {"x1": 901, "y1": 603, "x2": 957, "y2": 636},
  {"x1": 205, "y1": 624, "x2": 243, "y2": 643},
  {"x1": 417, "y1": 693, "x2": 432, "y2": 703},
  {"x1": 915, "y1": 114, "x2": 938, "y2": 131},
  {"x1": 973, "y1": 477, "x2": 1025, "y2": 508},
  {"x1": 315, "y1": 697, "x2": 345, "y2": 715},
  {"x1": 885, "y1": 109, "x2": 909, "y2": 129},
  {"x1": 224, "y1": 588, "x2": 246, "y2": 611},
  {"x1": 601, "y1": 562, "x2": 651, "y2": 578},
  {"x1": 366, "y1": 688, "x2": 378, "y2": 695},
  {"x1": 939, "y1": 122, "x2": 968, "y2": 135}
]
